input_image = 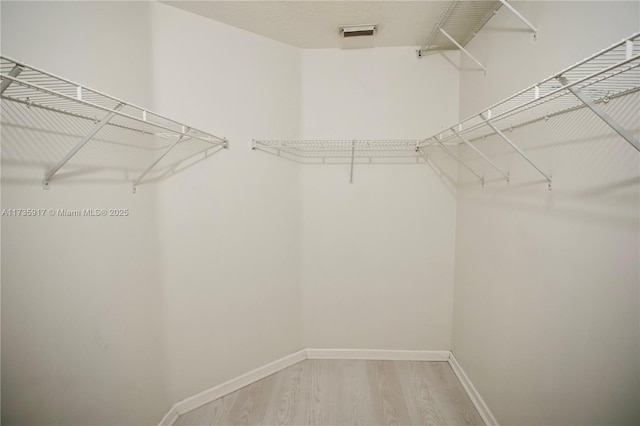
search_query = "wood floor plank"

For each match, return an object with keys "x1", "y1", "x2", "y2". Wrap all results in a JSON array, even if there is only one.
[
  {"x1": 307, "y1": 359, "x2": 343, "y2": 425},
  {"x1": 394, "y1": 361, "x2": 449, "y2": 426},
  {"x1": 174, "y1": 392, "x2": 238, "y2": 426},
  {"x1": 366, "y1": 360, "x2": 413, "y2": 425},
  {"x1": 263, "y1": 360, "x2": 305, "y2": 425},
  {"x1": 341, "y1": 360, "x2": 376, "y2": 425},
  {"x1": 422, "y1": 361, "x2": 484, "y2": 426},
  {"x1": 223, "y1": 371, "x2": 279, "y2": 425},
  {"x1": 174, "y1": 359, "x2": 485, "y2": 426}
]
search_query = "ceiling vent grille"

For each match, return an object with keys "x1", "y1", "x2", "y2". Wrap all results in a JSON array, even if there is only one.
[{"x1": 340, "y1": 24, "x2": 377, "y2": 37}]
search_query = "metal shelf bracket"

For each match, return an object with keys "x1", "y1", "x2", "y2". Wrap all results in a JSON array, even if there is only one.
[
  {"x1": 451, "y1": 127, "x2": 510, "y2": 182},
  {"x1": 439, "y1": 28, "x2": 487, "y2": 75},
  {"x1": 436, "y1": 139, "x2": 484, "y2": 186},
  {"x1": 132, "y1": 130, "x2": 189, "y2": 193},
  {"x1": 557, "y1": 75, "x2": 640, "y2": 152},
  {"x1": 480, "y1": 113, "x2": 552, "y2": 188},
  {"x1": 0, "y1": 64, "x2": 24, "y2": 94},
  {"x1": 499, "y1": 0, "x2": 538, "y2": 40},
  {"x1": 42, "y1": 103, "x2": 124, "y2": 190}
]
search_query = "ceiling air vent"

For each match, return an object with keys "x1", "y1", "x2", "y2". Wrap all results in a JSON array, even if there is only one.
[{"x1": 340, "y1": 24, "x2": 377, "y2": 38}]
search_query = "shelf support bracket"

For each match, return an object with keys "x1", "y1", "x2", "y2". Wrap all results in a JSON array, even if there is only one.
[
  {"x1": 0, "y1": 65, "x2": 24, "y2": 94},
  {"x1": 132, "y1": 130, "x2": 189, "y2": 193},
  {"x1": 557, "y1": 75, "x2": 640, "y2": 152},
  {"x1": 436, "y1": 139, "x2": 484, "y2": 186},
  {"x1": 439, "y1": 28, "x2": 486, "y2": 74},
  {"x1": 480, "y1": 113, "x2": 552, "y2": 189},
  {"x1": 451, "y1": 128, "x2": 510, "y2": 183},
  {"x1": 349, "y1": 140, "x2": 356, "y2": 184},
  {"x1": 42, "y1": 103, "x2": 124, "y2": 190},
  {"x1": 499, "y1": 0, "x2": 538, "y2": 40}
]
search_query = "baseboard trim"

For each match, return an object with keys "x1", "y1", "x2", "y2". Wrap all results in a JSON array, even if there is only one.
[
  {"x1": 448, "y1": 352, "x2": 499, "y2": 426},
  {"x1": 306, "y1": 348, "x2": 450, "y2": 361},
  {"x1": 158, "y1": 349, "x2": 307, "y2": 426},
  {"x1": 159, "y1": 348, "x2": 496, "y2": 426}
]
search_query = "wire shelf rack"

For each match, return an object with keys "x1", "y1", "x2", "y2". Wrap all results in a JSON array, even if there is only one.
[
  {"x1": 253, "y1": 139, "x2": 428, "y2": 183},
  {"x1": 419, "y1": 0, "x2": 502, "y2": 54},
  {"x1": 254, "y1": 34, "x2": 639, "y2": 188},
  {"x1": 254, "y1": 139, "x2": 421, "y2": 157},
  {"x1": 0, "y1": 55, "x2": 228, "y2": 191},
  {"x1": 420, "y1": 32, "x2": 640, "y2": 188}
]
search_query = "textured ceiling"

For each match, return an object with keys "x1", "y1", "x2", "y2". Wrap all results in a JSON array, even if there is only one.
[{"x1": 162, "y1": 1, "x2": 451, "y2": 49}]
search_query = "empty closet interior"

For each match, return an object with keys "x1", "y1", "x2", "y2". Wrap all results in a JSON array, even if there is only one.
[{"x1": 1, "y1": 1, "x2": 638, "y2": 425}]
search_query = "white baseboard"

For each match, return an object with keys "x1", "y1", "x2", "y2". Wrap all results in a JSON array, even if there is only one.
[
  {"x1": 306, "y1": 348, "x2": 450, "y2": 361},
  {"x1": 158, "y1": 349, "x2": 306, "y2": 426},
  {"x1": 448, "y1": 352, "x2": 498, "y2": 426},
  {"x1": 159, "y1": 348, "x2": 495, "y2": 426}
]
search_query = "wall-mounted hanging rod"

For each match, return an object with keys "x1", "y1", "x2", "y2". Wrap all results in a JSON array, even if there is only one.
[
  {"x1": 557, "y1": 75, "x2": 640, "y2": 152},
  {"x1": 451, "y1": 127, "x2": 510, "y2": 182},
  {"x1": 439, "y1": 28, "x2": 487, "y2": 74},
  {"x1": 479, "y1": 113, "x2": 552, "y2": 189},
  {"x1": 436, "y1": 139, "x2": 484, "y2": 186},
  {"x1": 43, "y1": 103, "x2": 124, "y2": 190},
  {"x1": 499, "y1": 0, "x2": 538, "y2": 40}
]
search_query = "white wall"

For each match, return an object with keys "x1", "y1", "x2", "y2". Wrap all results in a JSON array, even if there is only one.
[
  {"x1": 1, "y1": 1, "x2": 304, "y2": 423},
  {"x1": 1, "y1": 2, "x2": 168, "y2": 425},
  {"x1": 148, "y1": 3, "x2": 304, "y2": 405},
  {"x1": 300, "y1": 48, "x2": 460, "y2": 349},
  {"x1": 452, "y1": 2, "x2": 640, "y2": 424}
]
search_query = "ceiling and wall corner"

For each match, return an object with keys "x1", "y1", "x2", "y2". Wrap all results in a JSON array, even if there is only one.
[{"x1": 162, "y1": 0, "x2": 451, "y2": 49}]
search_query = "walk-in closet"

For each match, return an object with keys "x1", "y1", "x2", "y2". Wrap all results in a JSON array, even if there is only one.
[{"x1": 1, "y1": 1, "x2": 638, "y2": 425}]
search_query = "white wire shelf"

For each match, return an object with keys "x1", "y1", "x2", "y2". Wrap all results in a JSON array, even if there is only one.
[
  {"x1": 420, "y1": 32, "x2": 640, "y2": 189},
  {"x1": 419, "y1": 1, "x2": 502, "y2": 55},
  {"x1": 254, "y1": 34, "x2": 640, "y2": 188},
  {"x1": 418, "y1": 1, "x2": 538, "y2": 74},
  {"x1": 253, "y1": 139, "x2": 431, "y2": 183},
  {"x1": 0, "y1": 55, "x2": 228, "y2": 191}
]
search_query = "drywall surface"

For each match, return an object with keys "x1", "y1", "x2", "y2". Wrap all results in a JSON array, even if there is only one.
[
  {"x1": 300, "y1": 47, "x2": 460, "y2": 349},
  {"x1": 452, "y1": 1, "x2": 640, "y2": 424},
  {"x1": 1, "y1": 2, "x2": 169, "y2": 425},
  {"x1": 149, "y1": 3, "x2": 304, "y2": 405}
]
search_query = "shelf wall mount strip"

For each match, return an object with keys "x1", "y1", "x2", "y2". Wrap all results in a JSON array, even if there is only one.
[
  {"x1": 0, "y1": 65, "x2": 24, "y2": 94},
  {"x1": 42, "y1": 103, "x2": 125, "y2": 190},
  {"x1": 557, "y1": 75, "x2": 640, "y2": 152},
  {"x1": 480, "y1": 113, "x2": 552, "y2": 189}
]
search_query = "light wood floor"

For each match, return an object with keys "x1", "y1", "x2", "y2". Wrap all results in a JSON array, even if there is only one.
[{"x1": 175, "y1": 359, "x2": 484, "y2": 425}]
